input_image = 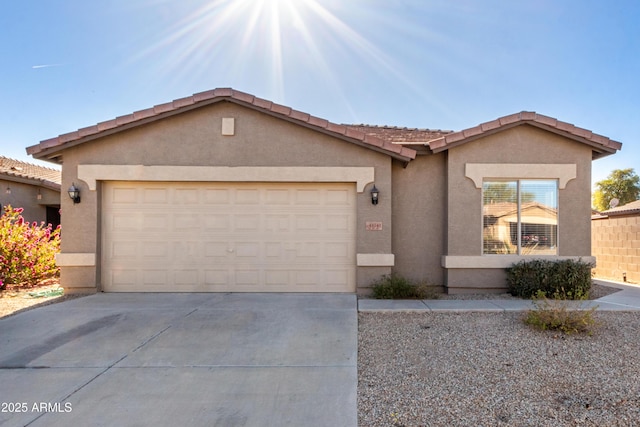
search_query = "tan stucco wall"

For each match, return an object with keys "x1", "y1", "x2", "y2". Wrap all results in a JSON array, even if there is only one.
[
  {"x1": 444, "y1": 125, "x2": 594, "y2": 292},
  {"x1": 56, "y1": 102, "x2": 394, "y2": 293},
  {"x1": 391, "y1": 153, "x2": 446, "y2": 286},
  {"x1": 0, "y1": 179, "x2": 59, "y2": 224},
  {"x1": 592, "y1": 214, "x2": 640, "y2": 284}
]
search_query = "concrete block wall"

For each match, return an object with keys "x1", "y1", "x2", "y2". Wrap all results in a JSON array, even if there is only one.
[{"x1": 592, "y1": 214, "x2": 640, "y2": 283}]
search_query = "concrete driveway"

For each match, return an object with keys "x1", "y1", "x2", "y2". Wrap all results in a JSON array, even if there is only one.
[{"x1": 0, "y1": 293, "x2": 357, "y2": 427}]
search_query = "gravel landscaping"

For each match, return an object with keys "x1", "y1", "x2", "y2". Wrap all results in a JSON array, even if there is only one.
[{"x1": 358, "y1": 311, "x2": 640, "y2": 426}]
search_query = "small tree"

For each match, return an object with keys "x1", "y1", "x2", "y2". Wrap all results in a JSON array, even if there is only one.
[
  {"x1": 592, "y1": 168, "x2": 640, "y2": 211},
  {"x1": 0, "y1": 206, "x2": 60, "y2": 288}
]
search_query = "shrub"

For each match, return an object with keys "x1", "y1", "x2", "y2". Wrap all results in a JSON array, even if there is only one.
[
  {"x1": 506, "y1": 259, "x2": 592, "y2": 299},
  {"x1": 0, "y1": 206, "x2": 61, "y2": 287},
  {"x1": 371, "y1": 274, "x2": 440, "y2": 299},
  {"x1": 523, "y1": 290, "x2": 598, "y2": 335}
]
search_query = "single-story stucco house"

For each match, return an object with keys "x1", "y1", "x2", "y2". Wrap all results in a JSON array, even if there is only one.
[
  {"x1": 26, "y1": 88, "x2": 621, "y2": 294},
  {"x1": 0, "y1": 156, "x2": 61, "y2": 228}
]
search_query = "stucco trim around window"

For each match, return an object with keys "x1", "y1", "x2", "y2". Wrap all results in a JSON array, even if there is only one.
[
  {"x1": 442, "y1": 255, "x2": 595, "y2": 269},
  {"x1": 77, "y1": 165, "x2": 375, "y2": 193},
  {"x1": 465, "y1": 164, "x2": 577, "y2": 189},
  {"x1": 356, "y1": 253, "x2": 395, "y2": 267},
  {"x1": 55, "y1": 253, "x2": 96, "y2": 267}
]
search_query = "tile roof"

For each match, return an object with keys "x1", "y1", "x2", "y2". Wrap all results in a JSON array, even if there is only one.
[
  {"x1": 483, "y1": 201, "x2": 557, "y2": 218},
  {"x1": 602, "y1": 199, "x2": 640, "y2": 216},
  {"x1": 343, "y1": 125, "x2": 452, "y2": 144},
  {"x1": 26, "y1": 90, "x2": 622, "y2": 163},
  {"x1": 27, "y1": 88, "x2": 417, "y2": 163},
  {"x1": 427, "y1": 111, "x2": 622, "y2": 159},
  {"x1": 0, "y1": 156, "x2": 61, "y2": 190}
]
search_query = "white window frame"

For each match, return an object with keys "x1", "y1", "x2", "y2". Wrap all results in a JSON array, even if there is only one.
[{"x1": 482, "y1": 179, "x2": 559, "y2": 255}]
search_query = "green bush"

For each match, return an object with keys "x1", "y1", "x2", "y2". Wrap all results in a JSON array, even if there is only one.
[
  {"x1": 371, "y1": 274, "x2": 440, "y2": 299},
  {"x1": 0, "y1": 206, "x2": 61, "y2": 288},
  {"x1": 523, "y1": 290, "x2": 598, "y2": 335},
  {"x1": 506, "y1": 259, "x2": 592, "y2": 299}
]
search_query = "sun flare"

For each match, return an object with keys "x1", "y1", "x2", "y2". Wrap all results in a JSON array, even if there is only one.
[{"x1": 131, "y1": 0, "x2": 404, "y2": 115}]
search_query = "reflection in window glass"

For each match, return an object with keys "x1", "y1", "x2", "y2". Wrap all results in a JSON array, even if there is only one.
[{"x1": 483, "y1": 180, "x2": 557, "y2": 255}]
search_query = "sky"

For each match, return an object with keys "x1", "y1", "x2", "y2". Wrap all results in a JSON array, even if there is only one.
[{"x1": 1, "y1": 0, "x2": 638, "y2": 188}]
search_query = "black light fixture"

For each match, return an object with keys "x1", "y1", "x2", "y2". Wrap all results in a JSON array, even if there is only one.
[
  {"x1": 370, "y1": 184, "x2": 379, "y2": 205},
  {"x1": 68, "y1": 183, "x2": 81, "y2": 204}
]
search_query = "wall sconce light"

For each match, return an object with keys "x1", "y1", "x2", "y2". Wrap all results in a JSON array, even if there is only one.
[
  {"x1": 68, "y1": 183, "x2": 81, "y2": 204},
  {"x1": 370, "y1": 185, "x2": 379, "y2": 205},
  {"x1": 5, "y1": 187, "x2": 10, "y2": 195},
  {"x1": 37, "y1": 189, "x2": 42, "y2": 200}
]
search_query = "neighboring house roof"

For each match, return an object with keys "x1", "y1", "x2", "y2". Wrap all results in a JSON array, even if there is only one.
[
  {"x1": 26, "y1": 88, "x2": 417, "y2": 164},
  {"x1": 601, "y1": 199, "x2": 640, "y2": 216},
  {"x1": 427, "y1": 111, "x2": 621, "y2": 159},
  {"x1": 0, "y1": 156, "x2": 61, "y2": 191},
  {"x1": 484, "y1": 201, "x2": 557, "y2": 218},
  {"x1": 26, "y1": 89, "x2": 622, "y2": 163}
]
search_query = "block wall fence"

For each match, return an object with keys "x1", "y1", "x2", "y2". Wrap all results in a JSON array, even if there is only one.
[{"x1": 592, "y1": 214, "x2": 640, "y2": 284}]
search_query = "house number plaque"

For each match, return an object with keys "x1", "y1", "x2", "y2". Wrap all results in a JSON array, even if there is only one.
[{"x1": 365, "y1": 221, "x2": 383, "y2": 231}]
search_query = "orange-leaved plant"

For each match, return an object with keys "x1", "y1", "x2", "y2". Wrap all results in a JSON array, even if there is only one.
[{"x1": 0, "y1": 206, "x2": 60, "y2": 288}]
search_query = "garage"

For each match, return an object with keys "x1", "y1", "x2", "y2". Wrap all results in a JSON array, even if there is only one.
[{"x1": 101, "y1": 181, "x2": 356, "y2": 292}]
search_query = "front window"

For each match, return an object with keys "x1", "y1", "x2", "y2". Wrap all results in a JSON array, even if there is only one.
[{"x1": 483, "y1": 180, "x2": 558, "y2": 255}]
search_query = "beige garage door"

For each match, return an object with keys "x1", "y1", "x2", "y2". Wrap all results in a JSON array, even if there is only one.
[{"x1": 101, "y1": 182, "x2": 356, "y2": 292}]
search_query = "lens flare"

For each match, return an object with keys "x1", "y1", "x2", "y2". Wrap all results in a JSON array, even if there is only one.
[{"x1": 129, "y1": 0, "x2": 415, "y2": 111}]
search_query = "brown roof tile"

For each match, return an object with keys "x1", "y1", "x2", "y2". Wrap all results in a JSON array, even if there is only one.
[
  {"x1": 429, "y1": 111, "x2": 622, "y2": 158},
  {"x1": 343, "y1": 125, "x2": 453, "y2": 144},
  {"x1": 602, "y1": 199, "x2": 640, "y2": 215},
  {"x1": 0, "y1": 156, "x2": 61, "y2": 189},
  {"x1": 26, "y1": 90, "x2": 620, "y2": 164},
  {"x1": 27, "y1": 88, "x2": 417, "y2": 162}
]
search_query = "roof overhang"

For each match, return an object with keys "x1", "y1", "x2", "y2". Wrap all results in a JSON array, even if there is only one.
[
  {"x1": 427, "y1": 111, "x2": 621, "y2": 159},
  {"x1": 27, "y1": 88, "x2": 417, "y2": 165}
]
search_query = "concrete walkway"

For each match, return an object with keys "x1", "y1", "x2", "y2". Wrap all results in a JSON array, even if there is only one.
[
  {"x1": 358, "y1": 279, "x2": 640, "y2": 312},
  {"x1": 0, "y1": 293, "x2": 357, "y2": 427}
]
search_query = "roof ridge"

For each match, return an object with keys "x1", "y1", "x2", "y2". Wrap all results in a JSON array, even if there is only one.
[
  {"x1": 428, "y1": 111, "x2": 622, "y2": 158},
  {"x1": 344, "y1": 124, "x2": 454, "y2": 132},
  {"x1": 28, "y1": 88, "x2": 417, "y2": 162}
]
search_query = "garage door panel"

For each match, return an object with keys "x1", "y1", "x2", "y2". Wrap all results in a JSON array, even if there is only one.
[
  {"x1": 235, "y1": 269, "x2": 261, "y2": 286},
  {"x1": 112, "y1": 187, "x2": 138, "y2": 204},
  {"x1": 102, "y1": 182, "x2": 355, "y2": 292},
  {"x1": 326, "y1": 188, "x2": 351, "y2": 204},
  {"x1": 204, "y1": 242, "x2": 231, "y2": 258},
  {"x1": 175, "y1": 188, "x2": 199, "y2": 204},
  {"x1": 327, "y1": 215, "x2": 351, "y2": 231},
  {"x1": 111, "y1": 213, "x2": 139, "y2": 231},
  {"x1": 265, "y1": 214, "x2": 290, "y2": 232},
  {"x1": 175, "y1": 270, "x2": 199, "y2": 286},
  {"x1": 204, "y1": 214, "x2": 230, "y2": 230},
  {"x1": 235, "y1": 189, "x2": 260, "y2": 204},
  {"x1": 325, "y1": 242, "x2": 352, "y2": 258},
  {"x1": 204, "y1": 269, "x2": 229, "y2": 286},
  {"x1": 142, "y1": 213, "x2": 169, "y2": 230},
  {"x1": 143, "y1": 270, "x2": 168, "y2": 286},
  {"x1": 142, "y1": 241, "x2": 168, "y2": 258},
  {"x1": 175, "y1": 213, "x2": 200, "y2": 230},
  {"x1": 203, "y1": 188, "x2": 230, "y2": 204},
  {"x1": 295, "y1": 215, "x2": 321, "y2": 231},
  {"x1": 235, "y1": 215, "x2": 261, "y2": 232},
  {"x1": 110, "y1": 241, "x2": 139, "y2": 258},
  {"x1": 235, "y1": 242, "x2": 260, "y2": 259}
]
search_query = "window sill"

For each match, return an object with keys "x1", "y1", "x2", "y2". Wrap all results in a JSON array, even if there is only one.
[{"x1": 442, "y1": 255, "x2": 595, "y2": 269}]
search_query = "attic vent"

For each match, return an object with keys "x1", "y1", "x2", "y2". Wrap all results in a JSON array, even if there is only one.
[{"x1": 222, "y1": 118, "x2": 235, "y2": 136}]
